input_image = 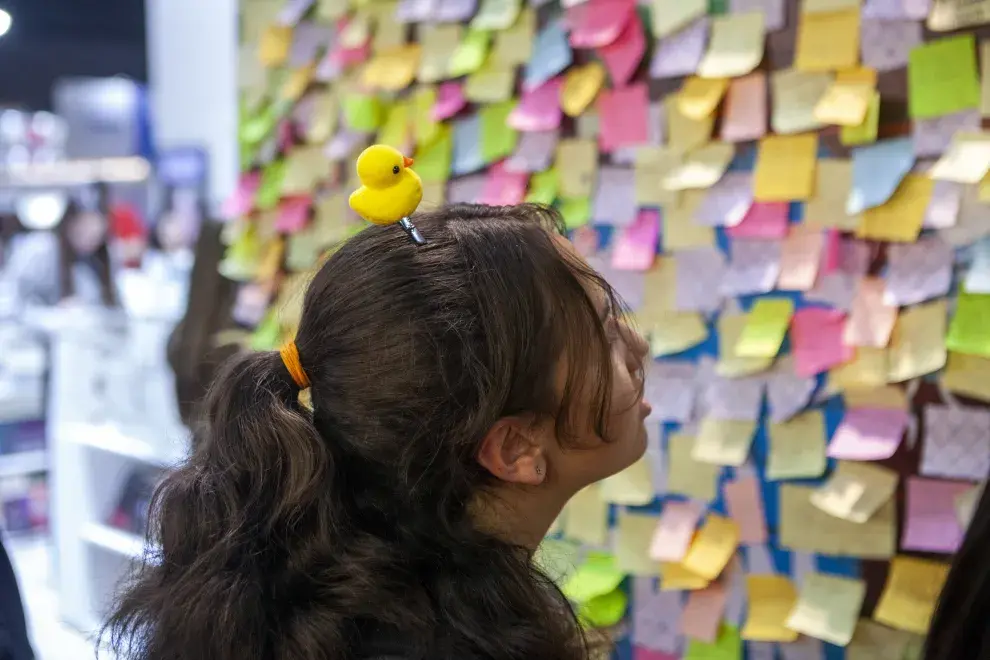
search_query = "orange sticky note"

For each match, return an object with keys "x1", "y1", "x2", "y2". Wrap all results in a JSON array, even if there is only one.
[
  {"x1": 753, "y1": 134, "x2": 818, "y2": 201},
  {"x1": 723, "y1": 474, "x2": 768, "y2": 545},
  {"x1": 844, "y1": 277, "x2": 898, "y2": 348},
  {"x1": 721, "y1": 72, "x2": 767, "y2": 142}
]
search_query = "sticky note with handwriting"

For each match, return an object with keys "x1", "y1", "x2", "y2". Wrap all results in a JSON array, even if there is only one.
[
  {"x1": 921, "y1": 404, "x2": 990, "y2": 482},
  {"x1": 682, "y1": 514, "x2": 740, "y2": 581}
]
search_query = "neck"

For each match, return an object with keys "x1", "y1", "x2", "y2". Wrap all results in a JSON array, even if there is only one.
[{"x1": 472, "y1": 486, "x2": 570, "y2": 550}]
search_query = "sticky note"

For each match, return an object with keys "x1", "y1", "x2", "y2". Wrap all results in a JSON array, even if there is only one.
[
  {"x1": 753, "y1": 134, "x2": 818, "y2": 202},
  {"x1": 734, "y1": 298, "x2": 794, "y2": 358},
  {"x1": 649, "y1": 312, "x2": 709, "y2": 356},
  {"x1": 767, "y1": 410, "x2": 828, "y2": 481},
  {"x1": 611, "y1": 210, "x2": 659, "y2": 271},
  {"x1": 448, "y1": 29, "x2": 491, "y2": 77},
  {"x1": 845, "y1": 277, "x2": 897, "y2": 348},
  {"x1": 667, "y1": 432, "x2": 721, "y2": 502},
  {"x1": 778, "y1": 229, "x2": 825, "y2": 292},
  {"x1": 682, "y1": 514, "x2": 739, "y2": 581},
  {"x1": 662, "y1": 142, "x2": 735, "y2": 191},
  {"x1": 841, "y1": 91, "x2": 881, "y2": 146},
  {"x1": 259, "y1": 25, "x2": 294, "y2": 66},
  {"x1": 663, "y1": 190, "x2": 717, "y2": 251},
  {"x1": 847, "y1": 620, "x2": 921, "y2": 660},
  {"x1": 616, "y1": 511, "x2": 663, "y2": 576},
  {"x1": 829, "y1": 347, "x2": 889, "y2": 392},
  {"x1": 598, "y1": 12, "x2": 646, "y2": 87},
  {"x1": 929, "y1": 131, "x2": 990, "y2": 183},
  {"x1": 650, "y1": 16, "x2": 709, "y2": 78},
  {"x1": 341, "y1": 92, "x2": 384, "y2": 133},
  {"x1": 901, "y1": 477, "x2": 970, "y2": 554},
  {"x1": 559, "y1": 196, "x2": 592, "y2": 230},
  {"x1": 697, "y1": 11, "x2": 765, "y2": 79},
  {"x1": 771, "y1": 69, "x2": 833, "y2": 134},
  {"x1": 847, "y1": 137, "x2": 916, "y2": 215},
  {"x1": 524, "y1": 20, "x2": 572, "y2": 91},
  {"x1": 650, "y1": 500, "x2": 704, "y2": 562},
  {"x1": 492, "y1": 7, "x2": 534, "y2": 65},
  {"x1": 562, "y1": 62, "x2": 606, "y2": 118},
  {"x1": 982, "y1": 41, "x2": 990, "y2": 117},
  {"x1": 742, "y1": 575, "x2": 798, "y2": 642},
  {"x1": 859, "y1": 175, "x2": 933, "y2": 244},
  {"x1": 943, "y1": 351, "x2": 990, "y2": 402},
  {"x1": 414, "y1": 126, "x2": 453, "y2": 184},
  {"x1": 470, "y1": 0, "x2": 521, "y2": 30},
  {"x1": 579, "y1": 588, "x2": 628, "y2": 628},
  {"x1": 814, "y1": 79, "x2": 875, "y2": 126},
  {"x1": 908, "y1": 34, "x2": 981, "y2": 119},
  {"x1": 635, "y1": 147, "x2": 681, "y2": 206},
  {"x1": 721, "y1": 72, "x2": 767, "y2": 142},
  {"x1": 886, "y1": 300, "x2": 947, "y2": 382},
  {"x1": 681, "y1": 583, "x2": 729, "y2": 643},
  {"x1": 720, "y1": 238, "x2": 782, "y2": 297},
  {"x1": 723, "y1": 475, "x2": 768, "y2": 545},
  {"x1": 795, "y1": 7, "x2": 860, "y2": 72},
  {"x1": 677, "y1": 77, "x2": 730, "y2": 121},
  {"x1": 598, "y1": 83, "x2": 650, "y2": 152},
  {"x1": 652, "y1": 0, "x2": 707, "y2": 38},
  {"x1": 362, "y1": 45, "x2": 421, "y2": 91},
  {"x1": 601, "y1": 455, "x2": 655, "y2": 505},
  {"x1": 685, "y1": 623, "x2": 742, "y2": 660},
  {"x1": 827, "y1": 407, "x2": 910, "y2": 461},
  {"x1": 791, "y1": 307, "x2": 852, "y2": 376},
  {"x1": 562, "y1": 551, "x2": 625, "y2": 603},
  {"x1": 659, "y1": 561, "x2": 710, "y2": 591},
  {"x1": 562, "y1": 484, "x2": 608, "y2": 545},
  {"x1": 874, "y1": 556, "x2": 951, "y2": 635},
  {"x1": 810, "y1": 461, "x2": 899, "y2": 523},
  {"x1": 843, "y1": 386, "x2": 909, "y2": 411},
  {"x1": 464, "y1": 61, "x2": 517, "y2": 104},
  {"x1": 666, "y1": 98, "x2": 715, "y2": 155},
  {"x1": 947, "y1": 291, "x2": 990, "y2": 357},
  {"x1": 779, "y1": 483, "x2": 896, "y2": 558},
  {"x1": 479, "y1": 101, "x2": 518, "y2": 163},
  {"x1": 786, "y1": 572, "x2": 866, "y2": 646},
  {"x1": 555, "y1": 139, "x2": 598, "y2": 198},
  {"x1": 716, "y1": 314, "x2": 775, "y2": 377},
  {"x1": 692, "y1": 419, "x2": 758, "y2": 467}
]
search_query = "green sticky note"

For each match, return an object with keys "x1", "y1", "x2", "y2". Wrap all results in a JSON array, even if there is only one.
[
  {"x1": 947, "y1": 292, "x2": 990, "y2": 357},
  {"x1": 413, "y1": 86, "x2": 440, "y2": 146},
  {"x1": 414, "y1": 126, "x2": 453, "y2": 184},
  {"x1": 558, "y1": 196, "x2": 591, "y2": 230},
  {"x1": 561, "y1": 551, "x2": 625, "y2": 604},
  {"x1": 908, "y1": 34, "x2": 981, "y2": 119},
  {"x1": 218, "y1": 229, "x2": 263, "y2": 282},
  {"x1": 841, "y1": 91, "x2": 880, "y2": 146},
  {"x1": 526, "y1": 169, "x2": 559, "y2": 205},
  {"x1": 685, "y1": 623, "x2": 742, "y2": 660},
  {"x1": 256, "y1": 161, "x2": 287, "y2": 211},
  {"x1": 250, "y1": 311, "x2": 282, "y2": 351},
  {"x1": 342, "y1": 92, "x2": 384, "y2": 132},
  {"x1": 707, "y1": 0, "x2": 727, "y2": 14},
  {"x1": 578, "y1": 588, "x2": 627, "y2": 628},
  {"x1": 449, "y1": 29, "x2": 491, "y2": 78},
  {"x1": 378, "y1": 101, "x2": 410, "y2": 150},
  {"x1": 239, "y1": 105, "x2": 278, "y2": 146},
  {"x1": 479, "y1": 100, "x2": 518, "y2": 163},
  {"x1": 734, "y1": 298, "x2": 794, "y2": 358}
]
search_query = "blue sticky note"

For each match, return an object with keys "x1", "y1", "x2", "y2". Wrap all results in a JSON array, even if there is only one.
[
  {"x1": 451, "y1": 115, "x2": 485, "y2": 176},
  {"x1": 524, "y1": 20, "x2": 572, "y2": 91},
  {"x1": 846, "y1": 137, "x2": 916, "y2": 215}
]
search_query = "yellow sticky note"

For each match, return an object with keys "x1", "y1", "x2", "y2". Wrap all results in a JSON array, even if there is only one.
[
  {"x1": 874, "y1": 556, "x2": 951, "y2": 635},
  {"x1": 412, "y1": 85, "x2": 440, "y2": 146},
  {"x1": 377, "y1": 101, "x2": 411, "y2": 150},
  {"x1": 692, "y1": 418, "x2": 758, "y2": 467},
  {"x1": 803, "y1": 159, "x2": 860, "y2": 230},
  {"x1": 858, "y1": 174, "x2": 934, "y2": 243},
  {"x1": 659, "y1": 561, "x2": 710, "y2": 591},
  {"x1": 886, "y1": 300, "x2": 948, "y2": 382},
  {"x1": 779, "y1": 484, "x2": 896, "y2": 559},
  {"x1": 304, "y1": 91, "x2": 338, "y2": 144},
  {"x1": 663, "y1": 189, "x2": 716, "y2": 250},
  {"x1": 667, "y1": 432, "x2": 721, "y2": 502},
  {"x1": 464, "y1": 61, "x2": 516, "y2": 103},
  {"x1": 281, "y1": 65, "x2": 316, "y2": 102},
  {"x1": 562, "y1": 62, "x2": 606, "y2": 118},
  {"x1": 662, "y1": 142, "x2": 736, "y2": 192},
  {"x1": 362, "y1": 45, "x2": 421, "y2": 91},
  {"x1": 667, "y1": 97, "x2": 715, "y2": 154},
  {"x1": 492, "y1": 7, "x2": 535, "y2": 66},
  {"x1": 370, "y1": 3, "x2": 405, "y2": 51},
  {"x1": 841, "y1": 91, "x2": 881, "y2": 146},
  {"x1": 601, "y1": 456, "x2": 654, "y2": 506},
  {"x1": 743, "y1": 576, "x2": 799, "y2": 643},
  {"x1": 734, "y1": 298, "x2": 794, "y2": 358},
  {"x1": 677, "y1": 77, "x2": 730, "y2": 121},
  {"x1": 814, "y1": 79, "x2": 874, "y2": 126},
  {"x1": 716, "y1": 314, "x2": 775, "y2": 378},
  {"x1": 829, "y1": 347, "x2": 889, "y2": 391},
  {"x1": 448, "y1": 29, "x2": 491, "y2": 78},
  {"x1": 418, "y1": 25, "x2": 463, "y2": 83},
  {"x1": 652, "y1": 0, "x2": 707, "y2": 38},
  {"x1": 810, "y1": 461, "x2": 899, "y2": 523},
  {"x1": 929, "y1": 131, "x2": 990, "y2": 183},
  {"x1": 847, "y1": 620, "x2": 923, "y2": 660},
  {"x1": 767, "y1": 410, "x2": 827, "y2": 481},
  {"x1": 697, "y1": 11, "x2": 765, "y2": 79},
  {"x1": 943, "y1": 351, "x2": 990, "y2": 403},
  {"x1": 555, "y1": 139, "x2": 598, "y2": 198},
  {"x1": 753, "y1": 134, "x2": 818, "y2": 202},
  {"x1": 615, "y1": 512, "x2": 663, "y2": 576},
  {"x1": 771, "y1": 69, "x2": 833, "y2": 134},
  {"x1": 636, "y1": 259, "x2": 677, "y2": 326},
  {"x1": 259, "y1": 25, "x2": 293, "y2": 67},
  {"x1": 563, "y1": 484, "x2": 609, "y2": 546},
  {"x1": 681, "y1": 514, "x2": 739, "y2": 581},
  {"x1": 649, "y1": 313, "x2": 709, "y2": 357},
  {"x1": 795, "y1": 7, "x2": 860, "y2": 72},
  {"x1": 281, "y1": 146, "x2": 330, "y2": 195},
  {"x1": 635, "y1": 146, "x2": 681, "y2": 207},
  {"x1": 843, "y1": 386, "x2": 909, "y2": 411},
  {"x1": 786, "y1": 572, "x2": 866, "y2": 646},
  {"x1": 471, "y1": 0, "x2": 522, "y2": 30}
]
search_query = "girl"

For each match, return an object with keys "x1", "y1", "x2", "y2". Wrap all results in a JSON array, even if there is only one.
[{"x1": 103, "y1": 204, "x2": 651, "y2": 660}]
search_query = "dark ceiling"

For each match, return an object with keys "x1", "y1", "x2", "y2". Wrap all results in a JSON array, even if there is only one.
[{"x1": 0, "y1": 0, "x2": 148, "y2": 111}]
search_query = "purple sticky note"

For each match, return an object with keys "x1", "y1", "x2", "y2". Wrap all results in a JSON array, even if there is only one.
[
  {"x1": 827, "y1": 407, "x2": 911, "y2": 461},
  {"x1": 705, "y1": 375, "x2": 765, "y2": 421},
  {"x1": 588, "y1": 253, "x2": 646, "y2": 309},
  {"x1": 884, "y1": 236, "x2": 954, "y2": 306},
  {"x1": 863, "y1": 0, "x2": 928, "y2": 19},
  {"x1": 632, "y1": 577, "x2": 684, "y2": 653},
  {"x1": 766, "y1": 365, "x2": 816, "y2": 423},
  {"x1": 649, "y1": 18, "x2": 709, "y2": 79},
  {"x1": 921, "y1": 404, "x2": 990, "y2": 482},
  {"x1": 902, "y1": 477, "x2": 970, "y2": 554},
  {"x1": 924, "y1": 180, "x2": 962, "y2": 229},
  {"x1": 695, "y1": 172, "x2": 753, "y2": 227},
  {"x1": 913, "y1": 109, "x2": 981, "y2": 158},
  {"x1": 593, "y1": 166, "x2": 638, "y2": 226},
  {"x1": 646, "y1": 361, "x2": 697, "y2": 424},
  {"x1": 861, "y1": 19, "x2": 922, "y2": 72},
  {"x1": 505, "y1": 130, "x2": 559, "y2": 173},
  {"x1": 434, "y1": 0, "x2": 477, "y2": 22},
  {"x1": 433, "y1": 82, "x2": 467, "y2": 121},
  {"x1": 675, "y1": 247, "x2": 726, "y2": 313},
  {"x1": 289, "y1": 22, "x2": 334, "y2": 67},
  {"x1": 612, "y1": 210, "x2": 660, "y2": 271},
  {"x1": 396, "y1": 0, "x2": 437, "y2": 22},
  {"x1": 720, "y1": 239, "x2": 782, "y2": 296},
  {"x1": 508, "y1": 78, "x2": 564, "y2": 132}
]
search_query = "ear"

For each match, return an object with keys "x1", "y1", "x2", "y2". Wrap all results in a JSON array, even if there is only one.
[{"x1": 477, "y1": 417, "x2": 546, "y2": 486}]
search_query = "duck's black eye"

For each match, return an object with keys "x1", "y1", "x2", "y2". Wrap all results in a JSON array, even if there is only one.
[{"x1": 392, "y1": 165, "x2": 400, "y2": 174}]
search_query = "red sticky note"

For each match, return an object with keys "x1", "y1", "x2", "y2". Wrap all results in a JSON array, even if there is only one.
[
  {"x1": 597, "y1": 11, "x2": 646, "y2": 87},
  {"x1": 567, "y1": 0, "x2": 636, "y2": 48},
  {"x1": 508, "y1": 77, "x2": 563, "y2": 132},
  {"x1": 480, "y1": 162, "x2": 529, "y2": 206},
  {"x1": 275, "y1": 195, "x2": 313, "y2": 233},
  {"x1": 597, "y1": 82, "x2": 649, "y2": 152},
  {"x1": 791, "y1": 307, "x2": 854, "y2": 377},
  {"x1": 433, "y1": 81, "x2": 467, "y2": 121},
  {"x1": 726, "y1": 202, "x2": 789, "y2": 239}
]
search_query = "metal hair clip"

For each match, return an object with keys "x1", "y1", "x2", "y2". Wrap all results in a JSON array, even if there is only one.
[{"x1": 348, "y1": 145, "x2": 426, "y2": 245}]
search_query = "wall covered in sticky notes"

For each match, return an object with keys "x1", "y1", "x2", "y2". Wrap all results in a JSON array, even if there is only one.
[{"x1": 231, "y1": 0, "x2": 990, "y2": 657}]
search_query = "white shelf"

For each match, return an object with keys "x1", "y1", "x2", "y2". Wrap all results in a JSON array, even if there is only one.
[
  {"x1": 62, "y1": 421, "x2": 188, "y2": 467},
  {"x1": 0, "y1": 450, "x2": 47, "y2": 477},
  {"x1": 81, "y1": 523, "x2": 146, "y2": 560}
]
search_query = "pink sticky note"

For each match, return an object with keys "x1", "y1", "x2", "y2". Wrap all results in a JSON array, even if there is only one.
[
  {"x1": 222, "y1": 172, "x2": 261, "y2": 219},
  {"x1": 820, "y1": 229, "x2": 842, "y2": 275},
  {"x1": 597, "y1": 83, "x2": 649, "y2": 152},
  {"x1": 721, "y1": 72, "x2": 767, "y2": 143},
  {"x1": 597, "y1": 12, "x2": 646, "y2": 87},
  {"x1": 508, "y1": 78, "x2": 563, "y2": 132},
  {"x1": 726, "y1": 202, "x2": 789, "y2": 239},
  {"x1": 827, "y1": 407, "x2": 911, "y2": 461},
  {"x1": 777, "y1": 229, "x2": 825, "y2": 291},
  {"x1": 275, "y1": 196, "x2": 313, "y2": 233},
  {"x1": 844, "y1": 276, "x2": 897, "y2": 347},
  {"x1": 432, "y1": 82, "x2": 467, "y2": 121},
  {"x1": 902, "y1": 477, "x2": 970, "y2": 554},
  {"x1": 723, "y1": 475, "x2": 768, "y2": 545},
  {"x1": 680, "y1": 582, "x2": 728, "y2": 643},
  {"x1": 566, "y1": 0, "x2": 636, "y2": 48},
  {"x1": 480, "y1": 163, "x2": 528, "y2": 206},
  {"x1": 633, "y1": 649, "x2": 679, "y2": 660},
  {"x1": 611, "y1": 210, "x2": 659, "y2": 271},
  {"x1": 791, "y1": 308, "x2": 854, "y2": 377},
  {"x1": 649, "y1": 500, "x2": 703, "y2": 562}
]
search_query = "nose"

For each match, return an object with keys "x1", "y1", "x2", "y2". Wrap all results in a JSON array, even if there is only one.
[{"x1": 403, "y1": 156, "x2": 414, "y2": 168}]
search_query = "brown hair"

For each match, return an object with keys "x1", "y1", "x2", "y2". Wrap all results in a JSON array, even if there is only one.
[{"x1": 103, "y1": 204, "x2": 626, "y2": 660}]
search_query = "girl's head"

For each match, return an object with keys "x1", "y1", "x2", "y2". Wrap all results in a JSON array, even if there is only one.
[{"x1": 105, "y1": 204, "x2": 649, "y2": 660}]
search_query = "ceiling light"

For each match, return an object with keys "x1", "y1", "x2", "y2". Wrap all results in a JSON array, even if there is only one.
[{"x1": 0, "y1": 10, "x2": 11, "y2": 39}]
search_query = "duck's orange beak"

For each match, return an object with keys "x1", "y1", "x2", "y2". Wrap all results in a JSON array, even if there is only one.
[{"x1": 403, "y1": 156, "x2": 414, "y2": 168}]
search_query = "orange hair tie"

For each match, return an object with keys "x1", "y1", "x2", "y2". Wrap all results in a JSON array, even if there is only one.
[{"x1": 279, "y1": 341, "x2": 310, "y2": 390}]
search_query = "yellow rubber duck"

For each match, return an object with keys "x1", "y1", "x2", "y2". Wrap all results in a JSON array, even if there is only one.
[{"x1": 348, "y1": 145, "x2": 423, "y2": 226}]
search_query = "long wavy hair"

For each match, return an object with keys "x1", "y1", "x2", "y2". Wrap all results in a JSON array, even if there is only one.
[{"x1": 102, "y1": 204, "x2": 626, "y2": 660}]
